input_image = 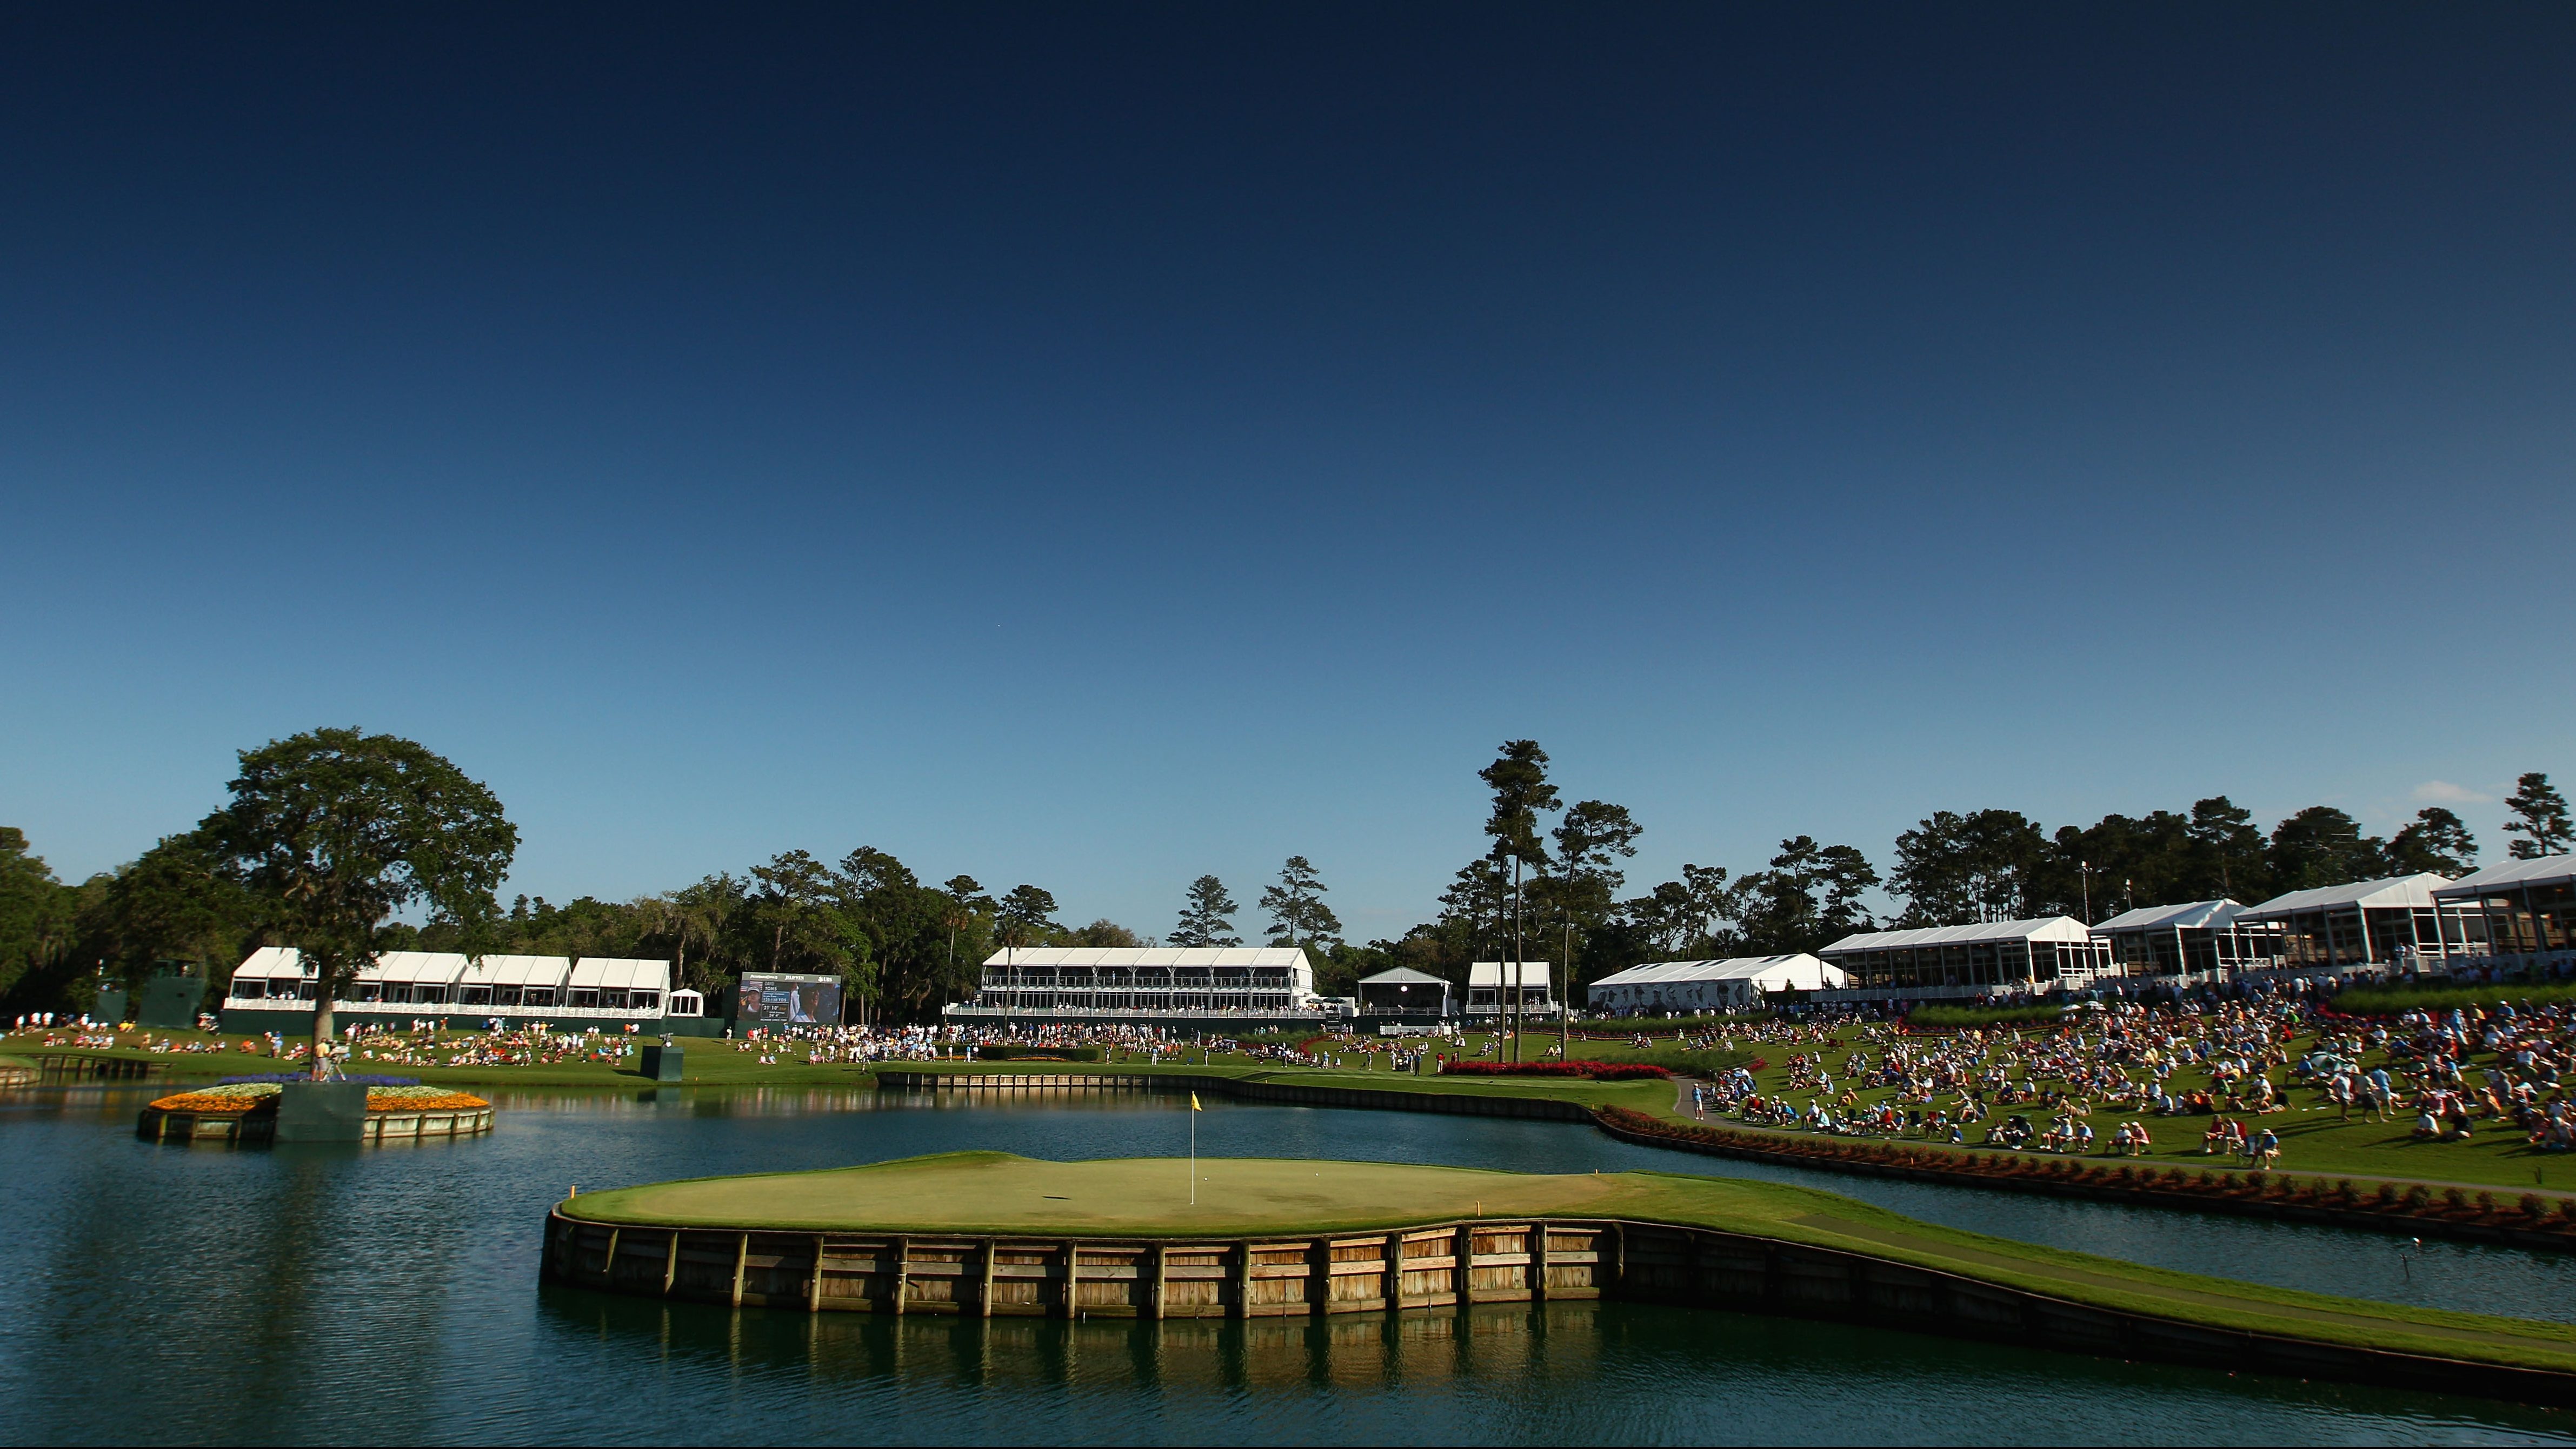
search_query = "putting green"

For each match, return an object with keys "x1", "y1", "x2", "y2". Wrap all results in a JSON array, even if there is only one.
[
  {"x1": 564, "y1": 1152, "x2": 2576, "y2": 1376},
  {"x1": 574, "y1": 1152, "x2": 1665, "y2": 1236}
]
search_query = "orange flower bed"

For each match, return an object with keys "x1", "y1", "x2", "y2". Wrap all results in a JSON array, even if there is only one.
[
  {"x1": 147, "y1": 1087, "x2": 491, "y2": 1113},
  {"x1": 148, "y1": 1091, "x2": 265, "y2": 1113},
  {"x1": 370, "y1": 1090, "x2": 489, "y2": 1112}
]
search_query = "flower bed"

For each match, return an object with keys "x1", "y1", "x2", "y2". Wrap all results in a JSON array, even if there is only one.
[
  {"x1": 149, "y1": 1082, "x2": 490, "y2": 1113},
  {"x1": 1439, "y1": 1060, "x2": 1671, "y2": 1080}
]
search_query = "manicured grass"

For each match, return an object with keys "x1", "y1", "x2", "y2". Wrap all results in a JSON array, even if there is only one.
[{"x1": 565, "y1": 1151, "x2": 2576, "y2": 1375}]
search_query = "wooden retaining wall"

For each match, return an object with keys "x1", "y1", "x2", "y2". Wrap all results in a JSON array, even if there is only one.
[
  {"x1": 34, "y1": 1054, "x2": 167, "y2": 1081},
  {"x1": 136, "y1": 1106, "x2": 496, "y2": 1144},
  {"x1": 0, "y1": 1062, "x2": 37, "y2": 1088},
  {"x1": 541, "y1": 1208, "x2": 2576, "y2": 1406},
  {"x1": 875, "y1": 1071, "x2": 1595, "y2": 1122}
]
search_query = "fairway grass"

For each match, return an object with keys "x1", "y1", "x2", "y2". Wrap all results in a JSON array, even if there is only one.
[{"x1": 565, "y1": 1151, "x2": 2576, "y2": 1375}]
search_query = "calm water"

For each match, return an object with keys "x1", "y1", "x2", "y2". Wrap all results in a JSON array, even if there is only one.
[{"x1": 3, "y1": 1083, "x2": 2574, "y2": 1445}]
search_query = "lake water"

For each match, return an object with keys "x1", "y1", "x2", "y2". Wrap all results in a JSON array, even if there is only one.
[{"x1": 4, "y1": 1083, "x2": 2574, "y2": 1445}]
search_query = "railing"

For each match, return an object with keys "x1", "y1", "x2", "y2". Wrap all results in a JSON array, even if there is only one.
[{"x1": 224, "y1": 997, "x2": 673, "y2": 1021}]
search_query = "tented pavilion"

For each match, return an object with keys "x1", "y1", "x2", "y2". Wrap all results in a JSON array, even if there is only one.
[
  {"x1": 1354, "y1": 966, "x2": 1454, "y2": 1022},
  {"x1": 941, "y1": 947, "x2": 1322, "y2": 1029},
  {"x1": 2237, "y1": 874, "x2": 2487, "y2": 973},
  {"x1": 1816, "y1": 918, "x2": 2111, "y2": 1001},
  {"x1": 2088, "y1": 900, "x2": 2285, "y2": 980},
  {"x1": 1465, "y1": 961, "x2": 1555, "y2": 1020},
  {"x1": 2432, "y1": 856, "x2": 2575, "y2": 974},
  {"x1": 1585, "y1": 955, "x2": 1842, "y2": 1016},
  {"x1": 221, "y1": 947, "x2": 678, "y2": 1030}
]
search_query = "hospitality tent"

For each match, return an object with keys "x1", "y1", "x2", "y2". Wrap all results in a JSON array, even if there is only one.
[
  {"x1": 2239, "y1": 874, "x2": 2482, "y2": 970},
  {"x1": 2432, "y1": 856, "x2": 2574, "y2": 970},
  {"x1": 2087, "y1": 901, "x2": 2281, "y2": 978},
  {"x1": 1585, "y1": 955, "x2": 1840, "y2": 1015},
  {"x1": 1465, "y1": 961, "x2": 1553, "y2": 1018},
  {"x1": 1819, "y1": 918, "x2": 2108, "y2": 1000},
  {"x1": 1356, "y1": 966, "x2": 1453, "y2": 1019}
]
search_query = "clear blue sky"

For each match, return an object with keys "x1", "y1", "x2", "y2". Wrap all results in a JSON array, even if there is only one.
[{"x1": 3, "y1": 3, "x2": 2570, "y2": 944}]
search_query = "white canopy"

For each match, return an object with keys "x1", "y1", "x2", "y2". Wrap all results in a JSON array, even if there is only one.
[
  {"x1": 568, "y1": 958, "x2": 670, "y2": 992},
  {"x1": 1590, "y1": 954, "x2": 1835, "y2": 988},
  {"x1": 2242, "y1": 874, "x2": 2450, "y2": 917},
  {"x1": 1822, "y1": 917, "x2": 2093, "y2": 954},
  {"x1": 2433, "y1": 857, "x2": 2576, "y2": 898},
  {"x1": 1467, "y1": 962, "x2": 1552, "y2": 988},
  {"x1": 232, "y1": 946, "x2": 306, "y2": 980},
  {"x1": 2089, "y1": 900, "x2": 2247, "y2": 933}
]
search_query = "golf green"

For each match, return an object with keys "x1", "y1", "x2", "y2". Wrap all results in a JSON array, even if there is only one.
[{"x1": 561, "y1": 1151, "x2": 2576, "y2": 1383}]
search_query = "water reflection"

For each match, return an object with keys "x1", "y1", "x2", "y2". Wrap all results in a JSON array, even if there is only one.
[
  {"x1": 532, "y1": 1288, "x2": 2576, "y2": 1446},
  {"x1": 5, "y1": 1082, "x2": 2576, "y2": 1444}
]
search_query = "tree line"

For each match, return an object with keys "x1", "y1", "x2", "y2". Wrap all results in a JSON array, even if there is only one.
[{"x1": 1, "y1": 727, "x2": 2567, "y2": 1020}]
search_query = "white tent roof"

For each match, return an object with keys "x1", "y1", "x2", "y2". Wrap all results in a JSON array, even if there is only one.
[
  {"x1": 2089, "y1": 900, "x2": 2247, "y2": 933},
  {"x1": 2433, "y1": 857, "x2": 2576, "y2": 898},
  {"x1": 1822, "y1": 917, "x2": 2093, "y2": 954},
  {"x1": 569, "y1": 958, "x2": 670, "y2": 991},
  {"x1": 460, "y1": 954, "x2": 571, "y2": 987},
  {"x1": 1467, "y1": 961, "x2": 1551, "y2": 987},
  {"x1": 980, "y1": 947, "x2": 1310, "y2": 969},
  {"x1": 1590, "y1": 955, "x2": 1821, "y2": 987},
  {"x1": 369, "y1": 951, "x2": 469, "y2": 984},
  {"x1": 2243, "y1": 874, "x2": 2450, "y2": 917},
  {"x1": 232, "y1": 946, "x2": 305, "y2": 979},
  {"x1": 1357, "y1": 966, "x2": 1448, "y2": 986}
]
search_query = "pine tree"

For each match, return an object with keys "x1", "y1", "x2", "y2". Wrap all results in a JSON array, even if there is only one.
[
  {"x1": 2504, "y1": 773, "x2": 2573, "y2": 860},
  {"x1": 2385, "y1": 808, "x2": 2478, "y2": 876},
  {"x1": 1259, "y1": 857, "x2": 1341, "y2": 949},
  {"x1": 1171, "y1": 875, "x2": 1241, "y2": 947}
]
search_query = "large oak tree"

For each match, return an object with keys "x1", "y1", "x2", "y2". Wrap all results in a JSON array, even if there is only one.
[{"x1": 202, "y1": 729, "x2": 516, "y2": 1071}]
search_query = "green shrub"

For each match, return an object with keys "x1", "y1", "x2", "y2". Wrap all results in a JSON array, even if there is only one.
[
  {"x1": 1905, "y1": 1004, "x2": 2064, "y2": 1031},
  {"x1": 2521, "y1": 1193, "x2": 2548, "y2": 1219},
  {"x1": 2332, "y1": 978, "x2": 2576, "y2": 1016}
]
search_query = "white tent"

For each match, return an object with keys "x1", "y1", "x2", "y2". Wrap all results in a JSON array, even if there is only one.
[{"x1": 1585, "y1": 955, "x2": 1839, "y2": 1014}]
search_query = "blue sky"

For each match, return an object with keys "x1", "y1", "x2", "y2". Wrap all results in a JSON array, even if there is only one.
[{"x1": 3, "y1": 3, "x2": 2571, "y2": 943}]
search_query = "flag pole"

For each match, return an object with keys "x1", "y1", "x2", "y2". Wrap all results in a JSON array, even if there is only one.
[{"x1": 1189, "y1": 1090, "x2": 1199, "y2": 1205}]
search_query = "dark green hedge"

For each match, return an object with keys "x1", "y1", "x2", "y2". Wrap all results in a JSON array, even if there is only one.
[
  {"x1": 2332, "y1": 979, "x2": 2576, "y2": 1016},
  {"x1": 1905, "y1": 1003, "x2": 2062, "y2": 1031},
  {"x1": 974, "y1": 1044, "x2": 1106, "y2": 1063}
]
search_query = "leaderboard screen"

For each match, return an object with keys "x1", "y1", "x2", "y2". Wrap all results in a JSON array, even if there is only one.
[{"x1": 736, "y1": 972, "x2": 844, "y2": 1025}]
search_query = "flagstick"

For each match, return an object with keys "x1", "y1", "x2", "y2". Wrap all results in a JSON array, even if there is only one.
[{"x1": 1189, "y1": 1105, "x2": 1196, "y2": 1206}]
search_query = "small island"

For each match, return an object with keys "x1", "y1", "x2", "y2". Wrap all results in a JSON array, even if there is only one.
[
  {"x1": 138, "y1": 1079, "x2": 495, "y2": 1143},
  {"x1": 547, "y1": 1152, "x2": 2576, "y2": 1405}
]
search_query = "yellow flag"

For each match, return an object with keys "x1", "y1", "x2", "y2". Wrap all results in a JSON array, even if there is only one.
[{"x1": 1190, "y1": 1091, "x2": 1201, "y2": 1111}]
